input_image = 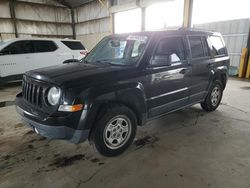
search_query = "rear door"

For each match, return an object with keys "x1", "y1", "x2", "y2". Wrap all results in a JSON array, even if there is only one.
[
  {"x1": 145, "y1": 35, "x2": 192, "y2": 117},
  {"x1": 32, "y1": 40, "x2": 58, "y2": 69},
  {"x1": 188, "y1": 35, "x2": 212, "y2": 103}
]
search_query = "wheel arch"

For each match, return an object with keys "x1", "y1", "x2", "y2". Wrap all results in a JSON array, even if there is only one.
[
  {"x1": 84, "y1": 83, "x2": 147, "y2": 140},
  {"x1": 208, "y1": 66, "x2": 228, "y2": 91}
]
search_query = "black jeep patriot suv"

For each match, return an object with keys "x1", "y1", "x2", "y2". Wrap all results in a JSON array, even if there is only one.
[{"x1": 16, "y1": 29, "x2": 229, "y2": 156}]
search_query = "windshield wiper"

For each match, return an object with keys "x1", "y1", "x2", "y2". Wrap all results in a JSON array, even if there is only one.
[
  {"x1": 95, "y1": 59, "x2": 116, "y2": 66},
  {"x1": 95, "y1": 59, "x2": 132, "y2": 66}
]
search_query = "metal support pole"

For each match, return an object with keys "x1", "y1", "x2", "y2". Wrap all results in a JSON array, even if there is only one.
[
  {"x1": 71, "y1": 8, "x2": 76, "y2": 39},
  {"x1": 110, "y1": 13, "x2": 114, "y2": 34},
  {"x1": 246, "y1": 26, "x2": 250, "y2": 50},
  {"x1": 182, "y1": 0, "x2": 193, "y2": 28},
  {"x1": 9, "y1": 0, "x2": 18, "y2": 38},
  {"x1": 141, "y1": 7, "x2": 146, "y2": 31}
]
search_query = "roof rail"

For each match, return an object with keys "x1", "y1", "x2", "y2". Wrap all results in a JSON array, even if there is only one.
[{"x1": 178, "y1": 27, "x2": 215, "y2": 33}]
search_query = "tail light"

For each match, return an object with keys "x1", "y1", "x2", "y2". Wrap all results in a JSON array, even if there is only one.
[{"x1": 80, "y1": 50, "x2": 88, "y2": 56}]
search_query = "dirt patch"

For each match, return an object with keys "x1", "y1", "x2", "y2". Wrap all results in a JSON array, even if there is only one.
[
  {"x1": 133, "y1": 135, "x2": 158, "y2": 149},
  {"x1": 211, "y1": 119, "x2": 220, "y2": 123},
  {"x1": 29, "y1": 139, "x2": 38, "y2": 143},
  {"x1": 54, "y1": 154, "x2": 60, "y2": 158},
  {"x1": 14, "y1": 123, "x2": 24, "y2": 128},
  {"x1": 49, "y1": 154, "x2": 85, "y2": 168},
  {"x1": 27, "y1": 144, "x2": 34, "y2": 149},
  {"x1": 178, "y1": 173, "x2": 184, "y2": 177},
  {"x1": 240, "y1": 86, "x2": 250, "y2": 90},
  {"x1": 2, "y1": 155, "x2": 12, "y2": 161},
  {"x1": 36, "y1": 157, "x2": 42, "y2": 160},
  {"x1": 38, "y1": 137, "x2": 46, "y2": 141},
  {"x1": 24, "y1": 130, "x2": 34, "y2": 135},
  {"x1": 0, "y1": 101, "x2": 15, "y2": 108},
  {"x1": 0, "y1": 128, "x2": 4, "y2": 134},
  {"x1": 90, "y1": 158, "x2": 100, "y2": 163}
]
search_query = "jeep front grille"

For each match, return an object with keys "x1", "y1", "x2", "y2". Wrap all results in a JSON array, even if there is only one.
[{"x1": 22, "y1": 79, "x2": 43, "y2": 107}]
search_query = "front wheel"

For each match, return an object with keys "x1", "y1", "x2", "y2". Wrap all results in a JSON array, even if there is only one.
[
  {"x1": 93, "y1": 105, "x2": 137, "y2": 157},
  {"x1": 201, "y1": 80, "x2": 223, "y2": 111}
]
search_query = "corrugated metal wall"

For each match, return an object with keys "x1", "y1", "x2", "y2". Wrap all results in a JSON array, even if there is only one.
[
  {"x1": 194, "y1": 19, "x2": 250, "y2": 76},
  {"x1": 75, "y1": 0, "x2": 111, "y2": 50},
  {"x1": 0, "y1": 0, "x2": 73, "y2": 40}
]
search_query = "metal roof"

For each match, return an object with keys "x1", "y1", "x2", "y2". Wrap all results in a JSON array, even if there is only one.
[{"x1": 57, "y1": 0, "x2": 94, "y2": 8}]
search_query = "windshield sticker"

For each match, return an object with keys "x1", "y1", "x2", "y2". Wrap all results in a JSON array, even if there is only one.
[{"x1": 126, "y1": 35, "x2": 148, "y2": 43}]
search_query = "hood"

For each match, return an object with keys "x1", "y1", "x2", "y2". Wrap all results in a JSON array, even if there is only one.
[{"x1": 26, "y1": 62, "x2": 133, "y2": 89}]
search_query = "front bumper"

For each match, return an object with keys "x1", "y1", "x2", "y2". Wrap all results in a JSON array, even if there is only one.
[{"x1": 16, "y1": 97, "x2": 90, "y2": 144}]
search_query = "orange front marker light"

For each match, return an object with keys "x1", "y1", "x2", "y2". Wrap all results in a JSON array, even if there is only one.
[
  {"x1": 71, "y1": 104, "x2": 83, "y2": 112},
  {"x1": 58, "y1": 104, "x2": 83, "y2": 112}
]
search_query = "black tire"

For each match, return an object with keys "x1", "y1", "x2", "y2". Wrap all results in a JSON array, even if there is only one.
[
  {"x1": 0, "y1": 79, "x2": 4, "y2": 89},
  {"x1": 93, "y1": 104, "x2": 137, "y2": 157},
  {"x1": 201, "y1": 80, "x2": 223, "y2": 111}
]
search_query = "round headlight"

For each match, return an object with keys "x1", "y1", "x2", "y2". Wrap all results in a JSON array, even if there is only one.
[{"x1": 47, "y1": 87, "x2": 61, "y2": 106}]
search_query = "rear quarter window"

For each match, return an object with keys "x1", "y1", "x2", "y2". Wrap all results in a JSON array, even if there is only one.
[
  {"x1": 61, "y1": 41, "x2": 85, "y2": 50},
  {"x1": 209, "y1": 35, "x2": 226, "y2": 56}
]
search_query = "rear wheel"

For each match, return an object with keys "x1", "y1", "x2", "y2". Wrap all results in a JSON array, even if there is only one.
[
  {"x1": 93, "y1": 104, "x2": 137, "y2": 157},
  {"x1": 201, "y1": 80, "x2": 223, "y2": 111}
]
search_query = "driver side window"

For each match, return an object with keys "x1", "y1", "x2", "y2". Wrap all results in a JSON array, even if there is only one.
[{"x1": 151, "y1": 37, "x2": 186, "y2": 66}]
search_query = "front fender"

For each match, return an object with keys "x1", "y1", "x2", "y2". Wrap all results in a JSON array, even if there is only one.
[
  {"x1": 207, "y1": 64, "x2": 229, "y2": 91},
  {"x1": 79, "y1": 82, "x2": 147, "y2": 130}
]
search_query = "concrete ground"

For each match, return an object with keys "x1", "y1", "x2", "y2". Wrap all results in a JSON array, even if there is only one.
[{"x1": 0, "y1": 78, "x2": 250, "y2": 188}]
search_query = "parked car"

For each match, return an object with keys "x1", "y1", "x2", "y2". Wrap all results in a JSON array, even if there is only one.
[
  {"x1": 0, "y1": 38, "x2": 87, "y2": 85},
  {"x1": 15, "y1": 29, "x2": 229, "y2": 156}
]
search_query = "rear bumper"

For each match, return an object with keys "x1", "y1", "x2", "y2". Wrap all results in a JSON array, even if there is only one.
[{"x1": 16, "y1": 99, "x2": 89, "y2": 144}]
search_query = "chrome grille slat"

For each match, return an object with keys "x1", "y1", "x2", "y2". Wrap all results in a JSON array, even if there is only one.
[
  {"x1": 31, "y1": 85, "x2": 36, "y2": 104},
  {"x1": 25, "y1": 82, "x2": 29, "y2": 100},
  {"x1": 22, "y1": 78, "x2": 44, "y2": 107},
  {"x1": 36, "y1": 86, "x2": 39, "y2": 106},
  {"x1": 28, "y1": 83, "x2": 32, "y2": 102}
]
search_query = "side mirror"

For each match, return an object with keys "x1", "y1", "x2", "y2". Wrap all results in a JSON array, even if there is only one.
[{"x1": 63, "y1": 59, "x2": 80, "y2": 64}]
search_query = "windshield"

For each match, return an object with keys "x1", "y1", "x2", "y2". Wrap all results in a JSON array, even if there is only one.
[{"x1": 84, "y1": 34, "x2": 149, "y2": 66}]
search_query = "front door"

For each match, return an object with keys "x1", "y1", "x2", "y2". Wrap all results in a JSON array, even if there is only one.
[
  {"x1": 145, "y1": 36, "x2": 192, "y2": 118},
  {"x1": 0, "y1": 40, "x2": 34, "y2": 78}
]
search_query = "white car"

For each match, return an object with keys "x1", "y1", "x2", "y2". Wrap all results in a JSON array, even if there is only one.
[{"x1": 0, "y1": 38, "x2": 87, "y2": 84}]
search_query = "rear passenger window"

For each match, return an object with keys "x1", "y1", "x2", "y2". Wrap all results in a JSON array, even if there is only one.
[
  {"x1": 201, "y1": 37, "x2": 210, "y2": 57},
  {"x1": 33, "y1": 41, "x2": 57, "y2": 53},
  {"x1": 189, "y1": 36, "x2": 204, "y2": 58},
  {"x1": 61, "y1": 41, "x2": 85, "y2": 50},
  {"x1": 151, "y1": 37, "x2": 186, "y2": 66},
  {"x1": 209, "y1": 36, "x2": 225, "y2": 56}
]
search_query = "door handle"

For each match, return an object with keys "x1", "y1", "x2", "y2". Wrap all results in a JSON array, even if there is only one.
[{"x1": 162, "y1": 75, "x2": 171, "y2": 79}]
